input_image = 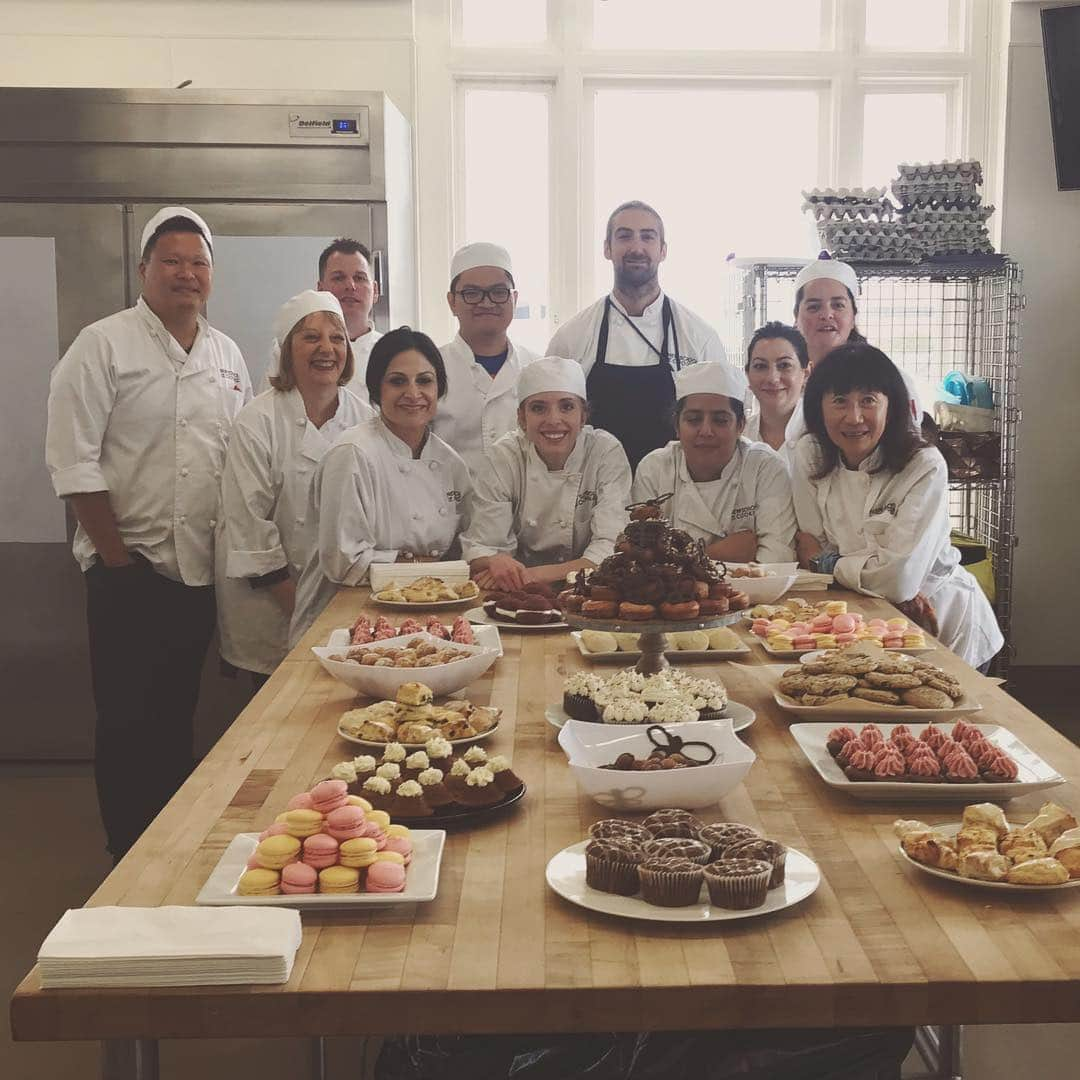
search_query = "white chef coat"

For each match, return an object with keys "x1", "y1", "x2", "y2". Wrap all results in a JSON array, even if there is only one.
[
  {"x1": 632, "y1": 438, "x2": 796, "y2": 563},
  {"x1": 546, "y1": 292, "x2": 726, "y2": 375},
  {"x1": 744, "y1": 400, "x2": 807, "y2": 471},
  {"x1": 289, "y1": 416, "x2": 472, "y2": 644},
  {"x1": 260, "y1": 328, "x2": 383, "y2": 395},
  {"x1": 792, "y1": 439, "x2": 1004, "y2": 668},
  {"x1": 215, "y1": 386, "x2": 373, "y2": 674},
  {"x1": 460, "y1": 427, "x2": 632, "y2": 568},
  {"x1": 45, "y1": 297, "x2": 252, "y2": 585},
  {"x1": 430, "y1": 334, "x2": 538, "y2": 476}
]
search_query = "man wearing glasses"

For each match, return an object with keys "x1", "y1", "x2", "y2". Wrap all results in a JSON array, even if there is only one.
[{"x1": 433, "y1": 242, "x2": 537, "y2": 475}]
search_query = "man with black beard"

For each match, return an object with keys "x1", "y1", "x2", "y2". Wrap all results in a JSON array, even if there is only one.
[{"x1": 547, "y1": 200, "x2": 726, "y2": 469}]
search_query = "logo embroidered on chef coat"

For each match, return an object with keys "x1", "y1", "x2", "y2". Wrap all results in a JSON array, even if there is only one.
[
  {"x1": 870, "y1": 501, "x2": 898, "y2": 517},
  {"x1": 575, "y1": 490, "x2": 599, "y2": 508},
  {"x1": 446, "y1": 489, "x2": 465, "y2": 503},
  {"x1": 731, "y1": 503, "x2": 757, "y2": 521}
]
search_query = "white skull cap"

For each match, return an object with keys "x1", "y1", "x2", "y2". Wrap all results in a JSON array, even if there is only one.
[
  {"x1": 273, "y1": 290, "x2": 346, "y2": 349},
  {"x1": 517, "y1": 356, "x2": 587, "y2": 402},
  {"x1": 793, "y1": 256, "x2": 859, "y2": 297},
  {"x1": 140, "y1": 206, "x2": 213, "y2": 255},
  {"x1": 673, "y1": 361, "x2": 748, "y2": 403},
  {"x1": 450, "y1": 242, "x2": 513, "y2": 282}
]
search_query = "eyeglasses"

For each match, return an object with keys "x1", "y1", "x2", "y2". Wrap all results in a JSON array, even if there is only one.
[{"x1": 454, "y1": 284, "x2": 512, "y2": 305}]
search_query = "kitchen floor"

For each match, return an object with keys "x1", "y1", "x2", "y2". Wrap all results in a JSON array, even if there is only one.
[{"x1": 2, "y1": 676, "x2": 1076, "y2": 1080}]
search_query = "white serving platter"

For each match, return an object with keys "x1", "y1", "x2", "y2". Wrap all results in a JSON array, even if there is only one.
[
  {"x1": 328, "y1": 624, "x2": 503, "y2": 656},
  {"x1": 544, "y1": 700, "x2": 755, "y2": 735},
  {"x1": 545, "y1": 840, "x2": 819, "y2": 922},
  {"x1": 571, "y1": 630, "x2": 750, "y2": 663},
  {"x1": 799, "y1": 649, "x2": 924, "y2": 666},
  {"x1": 464, "y1": 606, "x2": 568, "y2": 631},
  {"x1": 773, "y1": 689, "x2": 981, "y2": 721},
  {"x1": 335, "y1": 719, "x2": 498, "y2": 751},
  {"x1": 195, "y1": 830, "x2": 446, "y2": 909},
  {"x1": 372, "y1": 595, "x2": 475, "y2": 610},
  {"x1": 898, "y1": 822, "x2": 1080, "y2": 893},
  {"x1": 789, "y1": 723, "x2": 1065, "y2": 802}
]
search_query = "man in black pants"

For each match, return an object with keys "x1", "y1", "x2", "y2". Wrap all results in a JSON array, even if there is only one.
[{"x1": 46, "y1": 206, "x2": 252, "y2": 860}]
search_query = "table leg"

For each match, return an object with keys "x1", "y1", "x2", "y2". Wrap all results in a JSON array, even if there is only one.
[
  {"x1": 311, "y1": 1035, "x2": 327, "y2": 1079},
  {"x1": 101, "y1": 1038, "x2": 159, "y2": 1080},
  {"x1": 912, "y1": 1025, "x2": 963, "y2": 1079}
]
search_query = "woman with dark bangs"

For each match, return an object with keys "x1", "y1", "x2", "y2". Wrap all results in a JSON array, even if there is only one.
[{"x1": 793, "y1": 343, "x2": 1002, "y2": 669}]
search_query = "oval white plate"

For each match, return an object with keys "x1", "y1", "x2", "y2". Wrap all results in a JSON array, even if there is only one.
[
  {"x1": 544, "y1": 701, "x2": 755, "y2": 735},
  {"x1": 464, "y1": 606, "x2": 568, "y2": 631},
  {"x1": 798, "y1": 649, "x2": 921, "y2": 666},
  {"x1": 373, "y1": 595, "x2": 475, "y2": 609},
  {"x1": 898, "y1": 823, "x2": 1080, "y2": 892},
  {"x1": 336, "y1": 720, "x2": 498, "y2": 751},
  {"x1": 545, "y1": 840, "x2": 819, "y2": 922}
]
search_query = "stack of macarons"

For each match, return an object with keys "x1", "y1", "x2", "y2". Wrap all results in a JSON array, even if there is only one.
[
  {"x1": 235, "y1": 778, "x2": 414, "y2": 897},
  {"x1": 750, "y1": 612, "x2": 925, "y2": 653}
]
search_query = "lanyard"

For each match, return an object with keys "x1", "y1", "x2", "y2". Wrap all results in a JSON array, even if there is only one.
[{"x1": 598, "y1": 295, "x2": 681, "y2": 369}]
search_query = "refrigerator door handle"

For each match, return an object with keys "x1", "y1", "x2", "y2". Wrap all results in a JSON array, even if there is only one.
[{"x1": 373, "y1": 248, "x2": 386, "y2": 297}]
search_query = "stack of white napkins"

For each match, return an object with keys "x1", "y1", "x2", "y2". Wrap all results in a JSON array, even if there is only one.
[
  {"x1": 37, "y1": 906, "x2": 302, "y2": 988},
  {"x1": 792, "y1": 570, "x2": 833, "y2": 591},
  {"x1": 369, "y1": 560, "x2": 470, "y2": 591}
]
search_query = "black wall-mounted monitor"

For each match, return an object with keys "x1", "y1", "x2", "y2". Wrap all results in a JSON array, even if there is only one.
[{"x1": 1042, "y1": 4, "x2": 1080, "y2": 191}]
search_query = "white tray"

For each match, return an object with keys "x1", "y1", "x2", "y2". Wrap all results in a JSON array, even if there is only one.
[
  {"x1": 545, "y1": 840, "x2": 819, "y2": 922},
  {"x1": 328, "y1": 624, "x2": 503, "y2": 656},
  {"x1": 373, "y1": 596, "x2": 474, "y2": 610},
  {"x1": 465, "y1": 606, "x2": 567, "y2": 631},
  {"x1": 789, "y1": 723, "x2": 1065, "y2": 802},
  {"x1": 799, "y1": 649, "x2": 925, "y2": 666},
  {"x1": 773, "y1": 689, "x2": 981, "y2": 721},
  {"x1": 195, "y1": 830, "x2": 446, "y2": 909},
  {"x1": 336, "y1": 719, "x2": 498, "y2": 751},
  {"x1": 571, "y1": 630, "x2": 750, "y2": 663},
  {"x1": 545, "y1": 700, "x2": 755, "y2": 735},
  {"x1": 898, "y1": 822, "x2": 1080, "y2": 893}
]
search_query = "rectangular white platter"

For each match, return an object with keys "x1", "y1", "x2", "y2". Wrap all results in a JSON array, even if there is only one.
[
  {"x1": 571, "y1": 630, "x2": 750, "y2": 663},
  {"x1": 788, "y1": 723, "x2": 1065, "y2": 802},
  {"x1": 196, "y1": 830, "x2": 446, "y2": 909},
  {"x1": 756, "y1": 638, "x2": 934, "y2": 659}
]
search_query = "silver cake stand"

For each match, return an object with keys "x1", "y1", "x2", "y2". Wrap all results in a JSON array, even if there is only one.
[{"x1": 563, "y1": 609, "x2": 746, "y2": 675}]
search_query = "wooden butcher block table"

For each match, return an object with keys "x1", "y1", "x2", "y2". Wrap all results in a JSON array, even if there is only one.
[{"x1": 11, "y1": 588, "x2": 1080, "y2": 1078}]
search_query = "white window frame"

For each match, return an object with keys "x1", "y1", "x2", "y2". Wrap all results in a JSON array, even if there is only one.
[{"x1": 414, "y1": 0, "x2": 1005, "y2": 344}]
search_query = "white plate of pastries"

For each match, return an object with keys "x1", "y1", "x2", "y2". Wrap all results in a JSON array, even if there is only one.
[
  {"x1": 895, "y1": 802, "x2": 1080, "y2": 891},
  {"x1": 572, "y1": 626, "x2": 750, "y2": 661},
  {"x1": 373, "y1": 576, "x2": 480, "y2": 608}
]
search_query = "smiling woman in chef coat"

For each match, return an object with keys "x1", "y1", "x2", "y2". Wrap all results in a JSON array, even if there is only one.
[
  {"x1": 632, "y1": 361, "x2": 796, "y2": 564},
  {"x1": 217, "y1": 291, "x2": 372, "y2": 681},
  {"x1": 793, "y1": 342, "x2": 1003, "y2": 669},
  {"x1": 462, "y1": 356, "x2": 632, "y2": 591},
  {"x1": 289, "y1": 327, "x2": 472, "y2": 642}
]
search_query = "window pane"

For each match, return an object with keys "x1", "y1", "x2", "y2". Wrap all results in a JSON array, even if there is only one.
[
  {"x1": 461, "y1": 89, "x2": 550, "y2": 352},
  {"x1": 865, "y1": 0, "x2": 953, "y2": 51},
  {"x1": 592, "y1": 0, "x2": 822, "y2": 50},
  {"x1": 459, "y1": 0, "x2": 547, "y2": 46},
  {"x1": 861, "y1": 92, "x2": 949, "y2": 188},
  {"x1": 593, "y1": 88, "x2": 820, "y2": 333}
]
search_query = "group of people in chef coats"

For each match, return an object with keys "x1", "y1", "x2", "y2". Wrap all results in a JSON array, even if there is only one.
[{"x1": 45, "y1": 200, "x2": 1001, "y2": 860}]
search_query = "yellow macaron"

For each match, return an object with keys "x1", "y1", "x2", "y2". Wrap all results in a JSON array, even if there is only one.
[
  {"x1": 255, "y1": 834, "x2": 301, "y2": 870},
  {"x1": 346, "y1": 795, "x2": 374, "y2": 811},
  {"x1": 237, "y1": 868, "x2": 281, "y2": 896},
  {"x1": 385, "y1": 824, "x2": 411, "y2": 840},
  {"x1": 365, "y1": 810, "x2": 391, "y2": 829},
  {"x1": 284, "y1": 809, "x2": 324, "y2": 838},
  {"x1": 318, "y1": 865, "x2": 360, "y2": 894},
  {"x1": 338, "y1": 837, "x2": 379, "y2": 868},
  {"x1": 374, "y1": 850, "x2": 405, "y2": 865}
]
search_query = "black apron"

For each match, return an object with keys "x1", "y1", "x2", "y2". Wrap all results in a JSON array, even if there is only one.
[{"x1": 585, "y1": 296, "x2": 682, "y2": 471}]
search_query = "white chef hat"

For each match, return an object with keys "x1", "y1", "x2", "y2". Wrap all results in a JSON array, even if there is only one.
[
  {"x1": 673, "y1": 361, "x2": 748, "y2": 404},
  {"x1": 517, "y1": 356, "x2": 587, "y2": 402},
  {"x1": 793, "y1": 255, "x2": 859, "y2": 297},
  {"x1": 140, "y1": 206, "x2": 213, "y2": 256},
  {"x1": 273, "y1": 290, "x2": 346, "y2": 349},
  {"x1": 450, "y1": 241, "x2": 514, "y2": 283}
]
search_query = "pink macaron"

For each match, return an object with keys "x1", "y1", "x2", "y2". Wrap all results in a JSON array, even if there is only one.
[
  {"x1": 361, "y1": 820, "x2": 388, "y2": 848},
  {"x1": 302, "y1": 833, "x2": 341, "y2": 870},
  {"x1": 868, "y1": 618, "x2": 887, "y2": 629},
  {"x1": 793, "y1": 636, "x2": 817, "y2": 650},
  {"x1": 286, "y1": 792, "x2": 315, "y2": 811},
  {"x1": 310, "y1": 779, "x2": 349, "y2": 814},
  {"x1": 280, "y1": 862, "x2": 318, "y2": 895},
  {"x1": 383, "y1": 836, "x2": 413, "y2": 865},
  {"x1": 258, "y1": 822, "x2": 291, "y2": 841},
  {"x1": 365, "y1": 860, "x2": 406, "y2": 893},
  {"x1": 835, "y1": 633, "x2": 857, "y2": 645},
  {"x1": 883, "y1": 636, "x2": 904, "y2": 649},
  {"x1": 832, "y1": 614, "x2": 856, "y2": 634},
  {"x1": 325, "y1": 805, "x2": 368, "y2": 841}
]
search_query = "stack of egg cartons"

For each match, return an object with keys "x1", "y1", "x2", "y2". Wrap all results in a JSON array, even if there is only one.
[
  {"x1": 802, "y1": 187, "x2": 920, "y2": 262},
  {"x1": 891, "y1": 161, "x2": 995, "y2": 257}
]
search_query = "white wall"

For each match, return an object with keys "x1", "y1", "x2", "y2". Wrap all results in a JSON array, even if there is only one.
[{"x1": 1000, "y1": 0, "x2": 1080, "y2": 665}]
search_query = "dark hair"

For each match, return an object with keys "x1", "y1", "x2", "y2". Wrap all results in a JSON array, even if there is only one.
[
  {"x1": 365, "y1": 326, "x2": 447, "y2": 405},
  {"x1": 746, "y1": 321, "x2": 810, "y2": 370},
  {"x1": 793, "y1": 284, "x2": 866, "y2": 344},
  {"x1": 448, "y1": 267, "x2": 516, "y2": 294},
  {"x1": 672, "y1": 394, "x2": 746, "y2": 429},
  {"x1": 604, "y1": 200, "x2": 665, "y2": 246},
  {"x1": 141, "y1": 216, "x2": 212, "y2": 261},
  {"x1": 318, "y1": 238, "x2": 373, "y2": 281},
  {"x1": 802, "y1": 343, "x2": 925, "y2": 478}
]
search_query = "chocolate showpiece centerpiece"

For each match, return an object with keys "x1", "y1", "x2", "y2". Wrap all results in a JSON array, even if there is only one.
[{"x1": 558, "y1": 495, "x2": 750, "y2": 674}]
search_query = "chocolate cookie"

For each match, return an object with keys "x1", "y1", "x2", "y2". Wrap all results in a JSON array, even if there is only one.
[
  {"x1": 864, "y1": 671, "x2": 923, "y2": 690},
  {"x1": 851, "y1": 687, "x2": 902, "y2": 706},
  {"x1": 805, "y1": 674, "x2": 858, "y2": 696}
]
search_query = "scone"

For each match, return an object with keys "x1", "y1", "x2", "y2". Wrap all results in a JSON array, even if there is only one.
[
  {"x1": 1025, "y1": 802, "x2": 1079, "y2": 846},
  {"x1": 396, "y1": 681, "x2": 434, "y2": 707},
  {"x1": 902, "y1": 831, "x2": 959, "y2": 871},
  {"x1": 581, "y1": 629, "x2": 619, "y2": 654},
  {"x1": 1048, "y1": 828, "x2": 1080, "y2": 879},
  {"x1": 358, "y1": 719, "x2": 397, "y2": 743},
  {"x1": 958, "y1": 849, "x2": 1010, "y2": 881},
  {"x1": 893, "y1": 819, "x2": 932, "y2": 839},
  {"x1": 999, "y1": 828, "x2": 1048, "y2": 865},
  {"x1": 395, "y1": 722, "x2": 439, "y2": 744},
  {"x1": 467, "y1": 706, "x2": 501, "y2": 733},
  {"x1": 1006, "y1": 857, "x2": 1070, "y2": 885},
  {"x1": 955, "y1": 824, "x2": 1000, "y2": 855},
  {"x1": 962, "y1": 802, "x2": 1009, "y2": 839}
]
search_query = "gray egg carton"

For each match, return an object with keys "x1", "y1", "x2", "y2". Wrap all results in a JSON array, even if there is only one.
[{"x1": 895, "y1": 160, "x2": 983, "y2": 185}]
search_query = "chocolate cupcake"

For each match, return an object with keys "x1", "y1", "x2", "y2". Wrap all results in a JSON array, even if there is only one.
[
  {"x1": 415, "y1": 767, "x2": 455, "y2": 810},
  {"x1": 643, "y1": 809, "x2": 702, "y2": 839},
  {"x1": 697, "y1": 823, "x2": 761, "y2": 861},
  {"x1": 486, "y1": 754, "x2": 525, "y2": 795},
  {"x1": 704, "y1": 858, "x2": 773, "y2": 910},
  {"x1": 587, "y1": 819, "x2": 652, "y2": 846},
  {"x1": 638, "y1": 857, "x2": 704, "y2": 908},
  {"x1": 585, "y1": 838, "x2": 644, "y2": 896},
  {"x1": 642, "y1": 837, "x2": 711, "y2": 865},
  {"x1": 723, "y1": 838, "x2": 787, "y2": 888},
  {"x1": 563, "y1": 674, "x2": 600, "y2": 722}
]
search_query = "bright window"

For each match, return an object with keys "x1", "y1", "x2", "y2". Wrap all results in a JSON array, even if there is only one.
[
  {"x1": 459, "y1": 86, "x2": 551, "y2": 352},
  {"x1": 458, "y1": 0, "x2": 547, "y2": 46},
  {"x1": 864, "y1": 0, "x2": 957, "y2": 52},
  {"x1": 593, "y1": 87, "x2": 820, "y2": 321},
  {"x1": 861, "y1": 91, "x2": 950, "y2": 188},
  {"x1": 592, "y1": 0, "x2": 824, "y2": 51}
]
